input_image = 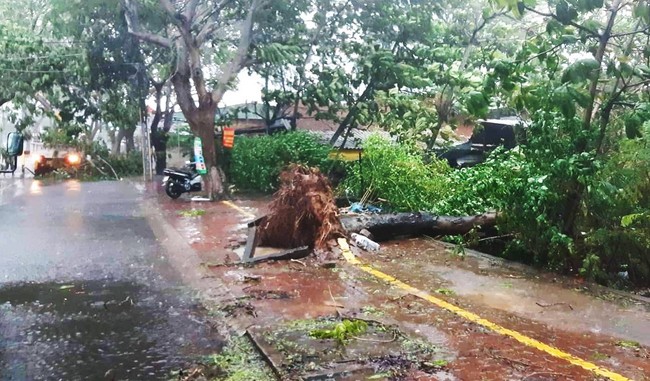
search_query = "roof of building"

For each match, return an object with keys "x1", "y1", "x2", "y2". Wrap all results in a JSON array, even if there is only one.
[
  {"x1": 315, "y1": 129, "x2": 393, "y2": 150},
  {"x1": 478, "y1": 117, "x2": 529, "y2": 127}
]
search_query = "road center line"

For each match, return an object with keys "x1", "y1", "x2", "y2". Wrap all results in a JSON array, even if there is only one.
[
  {"x1": 221, "y1": 200, "x2": 256, "y2": 219},
  {"x1": 220, "y1": 201, "x2": 629, "y2": 381}
]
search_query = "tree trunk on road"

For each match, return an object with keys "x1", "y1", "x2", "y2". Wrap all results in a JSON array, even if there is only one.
[{"x1": 341, "y1": 212, "x2": 497, "y2": 241}]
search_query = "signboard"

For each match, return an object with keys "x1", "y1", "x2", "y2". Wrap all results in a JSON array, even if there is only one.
[
  {"x1": 223, "y1": 127, "x2": 235, "y2": 148},
  {"x1": 193, "y1": 137, "x2": 207, "y2": 175}
]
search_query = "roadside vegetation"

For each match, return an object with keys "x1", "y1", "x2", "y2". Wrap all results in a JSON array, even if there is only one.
[
  {"x1": 1, "y1": 0, "x2": 648, "y2": 288},
  {"x1": 228, "y1": 131, "x2": 331, "y2": 193}
]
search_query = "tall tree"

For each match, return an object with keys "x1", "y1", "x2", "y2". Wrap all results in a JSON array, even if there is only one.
[
  {"x1": 150, "y1": 80, "x2": 175, "y2": 174},
  {"x1": 123, "y1": 0, "x2": 273, "y2": 199},
  {"x1": 48, "y1": 0, "x2": 154, "y2": 154},
  {"x1": 482, "y1": 0, "x2": 650, "y2": 274}
]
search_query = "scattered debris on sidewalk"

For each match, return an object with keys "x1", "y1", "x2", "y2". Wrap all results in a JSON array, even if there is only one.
[
  {"x1": 244, "y1": 315, "x2": 451, "y2": 380},
  {"x1": 178, "y1": 208, "x2": 207, "y2": 217},
  {"x1": 351, "y1": 232, "x2": 380, "y2": 251}
]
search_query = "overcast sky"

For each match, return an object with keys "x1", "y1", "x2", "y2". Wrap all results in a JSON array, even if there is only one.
[{"x1": 221, "y1": 72, "x2": 264, "y2": 106}]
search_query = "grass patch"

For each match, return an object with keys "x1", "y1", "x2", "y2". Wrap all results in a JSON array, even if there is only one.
[
  {"x1": 435, "y1": 288, "x2": 455, "y2": 295},
  {"x1": 208, "y1": 335, "x2": 275, "y2": 381},
  {"x1": 591, "y1": 352, "x2": 609, "y2": 361},
  {"x1": 178, "y1": 209, "x2": 206, "y2": 217},
  {"x1": 425, "y1": 359, "x2": 448, "y2": 367},
  {"x1": 615, "y1": 340, "x2": 640, "y2": 349},
  {"x1": 361, "y1": 306, "x2": 385, "y2": 317},
  {"x1": 309, "y1": 319, "x2": 368, "y2": 344}
]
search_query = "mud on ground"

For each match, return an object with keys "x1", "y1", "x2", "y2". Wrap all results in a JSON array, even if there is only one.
[{"x1": 152, "y1": 188, "x2": 650, "y2": 381}]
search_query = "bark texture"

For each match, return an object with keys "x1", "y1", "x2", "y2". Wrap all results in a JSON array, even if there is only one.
[{"x1": 341, "y1": 212, "x2": 497, "y2": 242}]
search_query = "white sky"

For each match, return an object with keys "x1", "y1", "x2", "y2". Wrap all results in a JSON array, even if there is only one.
[
  {"x1": 145, "y1": 71, "x2": 264, "y2": 111},
  {"x1": 221, "y1": 72, "x2": 265, "y2": 106}
]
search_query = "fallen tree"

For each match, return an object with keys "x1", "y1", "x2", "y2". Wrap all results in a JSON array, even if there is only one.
[
  {"x1": 341, "y1": 212, "x2": 497, "y2": 242},
  {"x1": 256, "y1": 165, "x2": 497, "y2": 256}
]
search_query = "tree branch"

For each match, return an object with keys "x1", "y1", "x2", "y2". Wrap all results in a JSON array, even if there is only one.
[
  {"x1": 610, "y1": 25, "x2": 650, "y2": 38},
  {"x1": 195, "y1": 0, "x2": 235, "y2": 45},
  {"x1": 184, "y1": 0, "x2": 201, "y2": 24},
  {"x1": 123, "y1": 0, "x2": 173, "y2": 48},
  {"x1": 523, "y1": 5, "x2": 600, "y2": 38},
  {"x1": 211, "y1": 0, "x2": 264, "y2": 104}
]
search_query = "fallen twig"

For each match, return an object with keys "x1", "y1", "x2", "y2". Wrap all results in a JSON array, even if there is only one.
[
  {"x1": 351, "y1": 332, "x2": 397, "y2": 343},
  {"x1": 522, "y1": 371, "x2": 566, "y2": 380},
  {"x1": 536, "y1": 302, "x2": 574, "y2": 311},
  {"x1": 290, "y1": 259, "x2": 306, "y2": 266},
  {"x1": 327, "y1": 285, "x2": 343, "y2": 309},
  {"x1": 389, "y1": 294, "x2": 409, "y2": 302},
  {"x1": 477, "y1": 234, "x2": 514, "y2": 242},
  {"x1": 324, "y1": 301, "x2": 346, "y2": 308},
  {"x1": 97, "y1": 155, "x2": 120, "y2": 180},
  {"x1": 201, "y1": 261, "x2": 238, "y2": 268},
  {"x1": 487, "y1": 349, "x2": 531, "y2": 368}
]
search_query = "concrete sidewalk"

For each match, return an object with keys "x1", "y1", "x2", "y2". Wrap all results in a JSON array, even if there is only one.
[{"x1": 145, "y1": 185, "x2": 649, "y2": 381}]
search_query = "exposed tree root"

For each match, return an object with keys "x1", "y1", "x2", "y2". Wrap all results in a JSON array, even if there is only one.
[{"x1": 258, "y1": 164, "x2": 346, "y2": 250}]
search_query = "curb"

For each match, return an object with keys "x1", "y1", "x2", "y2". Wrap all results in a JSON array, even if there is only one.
[{"x1": 141, "y1": 196, "x2": 254, "y2": 336}]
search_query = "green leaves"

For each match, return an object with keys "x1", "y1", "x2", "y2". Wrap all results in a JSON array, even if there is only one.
[
  {"x1": 466, "y1": 91, "x2": 491, "y2": 117},
  {"x1": 567, "y1": 86, "x2": 591, "y2": 108},
  {"x1": 633, "y1": 2, "x2": 650, "y2": 23},
  {"x1": 255, "y1": 43, "x2": 302, "y2": 65},
  {"x1": 489, "y1": 0, "x2": 537, "y2": 17},
  {"x1": 228, "y1": 132, "x2": 331, "y2": 193},
  {"x1": 341, "y1": 135, "x2": 451, "y2": 212},
  {"x1": 556, "y1": 0, "x2": 578, "y2": 25},
  {"x1": 572, "y1": 0, "x2": 603, "y2": 12},
  {"x1": 561, "y1": 57, "x2": 600, "y2": 84},
  {"x1": 309, "y1": 319, "x2": 368, "y2": 344},
  {"x1": 624, "y1": 113, "x2": 643, "y2": 139},
  {"x1": 621, "y1": 213, "x2": 645, "y2": 228}
]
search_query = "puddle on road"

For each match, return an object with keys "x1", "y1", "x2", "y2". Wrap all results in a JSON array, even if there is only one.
[{"x1": 0, "y1": 279, "x2": 223, "y2": 380}]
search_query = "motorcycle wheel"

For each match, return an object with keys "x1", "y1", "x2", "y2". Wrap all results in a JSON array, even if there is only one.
[{"x1": 165, "y1": 180, "x2": 182, "y2": 199}]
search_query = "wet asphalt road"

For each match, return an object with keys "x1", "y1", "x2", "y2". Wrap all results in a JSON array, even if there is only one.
[{"x1": 0, "y1": 179, "x2": 221, "y2": 380}]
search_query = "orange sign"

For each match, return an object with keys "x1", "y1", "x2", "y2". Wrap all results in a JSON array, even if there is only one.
[{"x1": 223, "y1": 127, "x2": 235, "y2": 148}]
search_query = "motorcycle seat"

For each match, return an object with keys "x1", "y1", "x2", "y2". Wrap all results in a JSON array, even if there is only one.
[{"x1": 163, "y1": 168, "x2": 193, "y2": 177}]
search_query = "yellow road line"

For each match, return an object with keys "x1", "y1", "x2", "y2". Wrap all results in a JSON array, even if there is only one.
[
  {"x1": 336, "y1": 238, "x2": 629, "y2": 381},
  {"x1": 221, "y1": 197, "x2": 630, "y2": 381},
  {"x1": 222, "y1": 200, "x2": 255, "y2": 219}
]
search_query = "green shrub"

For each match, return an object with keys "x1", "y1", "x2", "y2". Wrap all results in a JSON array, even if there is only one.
[
  {"x1": 435, "y1": 148, "x2": 524, "y2": 215},
  {"x1": 340, "y1": 135, "x2": 451, "y2": 212},
  {"x1": 104, "y1": 150, "x2": 143, "y2": 177},
  {"x1": 581, "y1": 130, "x2": 650, "y2": 286},
  {"x1": 228, "y1": 131, "x2": 331, "y2": 193}
]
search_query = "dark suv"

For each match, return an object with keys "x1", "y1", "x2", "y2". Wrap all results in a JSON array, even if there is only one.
[{"x1": 439, "y1": 118, "x2": 526, "y2": 168}]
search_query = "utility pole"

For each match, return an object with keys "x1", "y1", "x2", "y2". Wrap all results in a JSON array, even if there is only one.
[
  {"x1": 141, "y1": 119, "x2": 151, "y2": 182},
  {"x1": 133, "y1": 62, "x2": 153, "y2": 182}
]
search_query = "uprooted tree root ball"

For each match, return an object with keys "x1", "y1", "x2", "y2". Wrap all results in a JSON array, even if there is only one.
[{"x1": 258, "y1": 164, "x2": 346, "y2": 251}]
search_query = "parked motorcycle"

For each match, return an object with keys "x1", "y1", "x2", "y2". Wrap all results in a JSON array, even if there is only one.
[{"x1": 162, "y1": 162, "x2": 202, "y2": 199}]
